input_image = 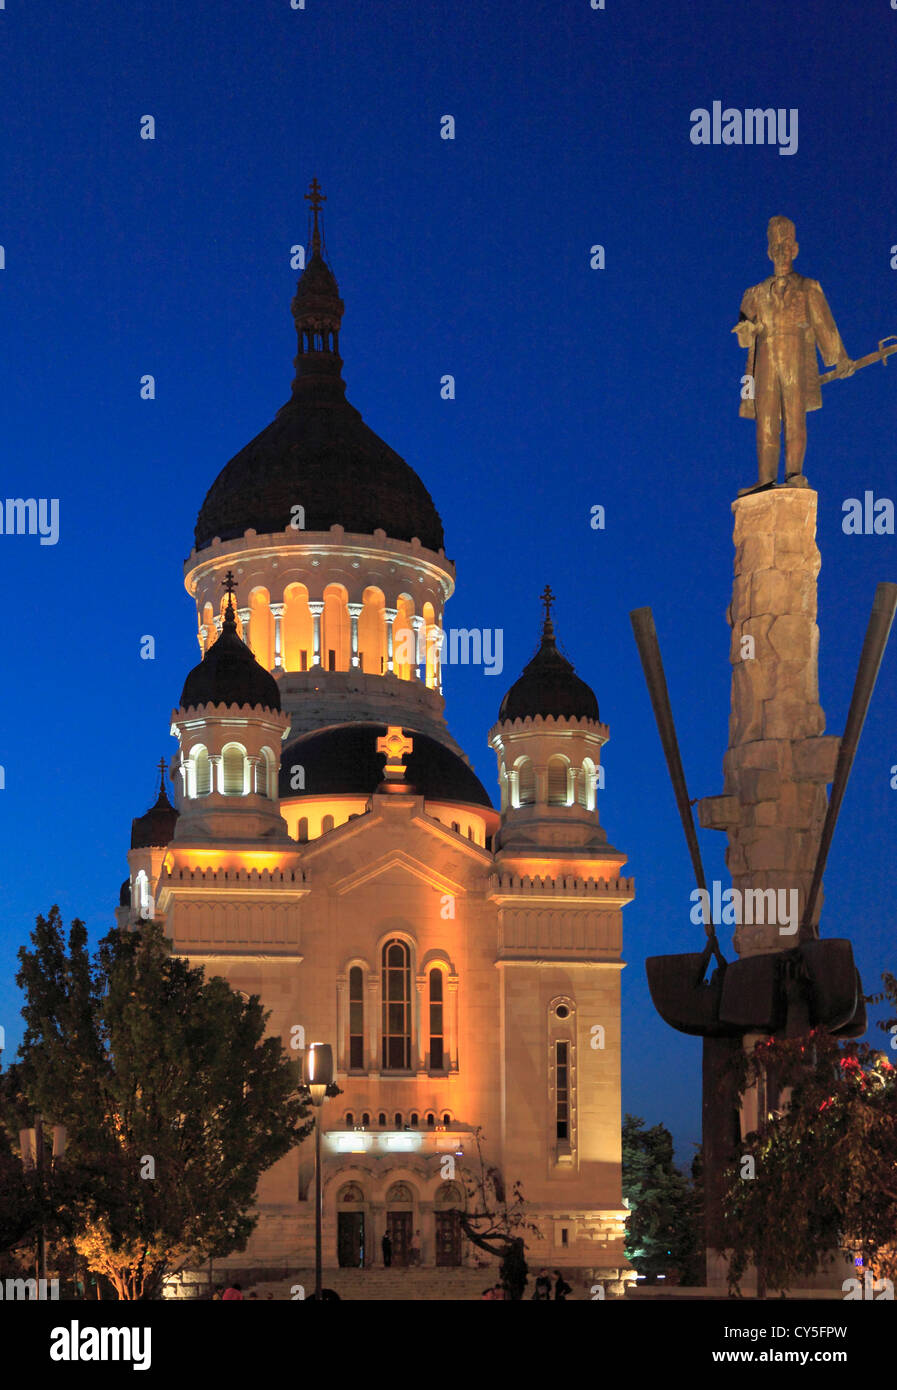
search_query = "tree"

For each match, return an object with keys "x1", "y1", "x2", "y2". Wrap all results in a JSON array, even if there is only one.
[
  {"x1": 457, "y1": 1128, "x2": 540, "y2": 1299},
  {"x1": 723, "y1": 972, "x2": 897, "y2": 1296},
  {"x1": 622, "y1": 1114, "x2": 701, "y2": 1283},
  {"x1": 13, "y1": 907, "x2": 313, "y2": 1299}
]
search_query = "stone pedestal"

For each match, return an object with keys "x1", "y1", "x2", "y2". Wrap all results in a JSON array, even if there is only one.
[{"x1": 698, "y1": 487, "x2": 839, "y2": 957}]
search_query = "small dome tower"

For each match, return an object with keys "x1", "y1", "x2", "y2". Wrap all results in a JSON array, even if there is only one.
[
  {"x1": 170, "y1": 572, "x2": 291, "y2": 842},
  {"x1": 116, "y1": 760, "x2": 180, "y2": 928},
  {"x1": 488, "y1": 587, "x2": 621, "y2": 864}
]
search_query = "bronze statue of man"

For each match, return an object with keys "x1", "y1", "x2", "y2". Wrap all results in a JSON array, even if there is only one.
[{"x1": 733, "y1": 216, "x2": 854, "y2": 493}]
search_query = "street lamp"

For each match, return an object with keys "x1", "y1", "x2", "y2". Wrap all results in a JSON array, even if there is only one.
[{"x1": 305, "y1": 1043, "x2": 333, "y2": 1300}]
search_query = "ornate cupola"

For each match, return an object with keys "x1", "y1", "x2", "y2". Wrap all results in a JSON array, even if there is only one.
[
  {"x1": 170, "y1": 573, "x2": 292, "y2": 843},
  {"x1": 184, "y1": 180, "x2": 461, "y2": 755},
  {"x1": 118, "y1": 760, "x2": 180, "y2": 928},
  {"x1": 290, "y1": 178, "x2": 346, "y2": 402},
  {"x1": 488, "y1": 587, "x2": 623, "y2": 865}
]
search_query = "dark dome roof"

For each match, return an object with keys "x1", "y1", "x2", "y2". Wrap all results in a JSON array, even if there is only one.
[
  {"x1": 193, "y1": 248, "x2": 445, "y2": 553},
  {"x1": 130, "y1": 780, "x2": 179, "y2": 850},
  {"x1": 279, "y1": 723, "x2": 493, "y2": 809},
  {"x1": 179, "y1": 604, "x2": 281, "y2": 712},
  {"x1": 499, "y1": 614, "x2": 600, "y2": 723},
  {"x1": 119, "y1": 878, "x2": 131, "y2": 907}
]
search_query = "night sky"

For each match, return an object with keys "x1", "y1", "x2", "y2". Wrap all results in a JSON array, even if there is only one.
[{"x1": 1, "y1": 0, "x2": 895, "y2": 1164}]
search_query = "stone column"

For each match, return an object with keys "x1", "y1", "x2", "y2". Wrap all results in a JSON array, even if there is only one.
[
  {"x1": 447, "y1": 974, "x2": 460, "y2": 1072},
  {"x1": 335, "y1": 974, "x2": 347, "y2": 1071},
  {"x1": 209, "y1": 754, "x2": 223, "y2": 794},
  {"x1": 411, "y1": 615, "x2": 425, "y2": 679},
  {"x1": 415, "y1": 975, "x2": 426, "y2": 1073},
  {"x1": 199, "y1": 623, "x2": 208, "y2": 654},
  {"x1": 384, "y1": 608, "x2": 398, "y2": 672},
  {"x1": 213, "y1": 615, "x2": 223, "y2": 637},
  {"x1": 270, "y1": 603, "x2": 285, "y2": 670},
  {"x1": 698, "y1": 487, "x2": 839, "y2": 957},
  {"x1": 432, "y1": 626, "x2": 445, "y2": 693},
  {"x1": 367, "y1": 975, "x2": 379, "y2": 1073},
  {"x1": 308, "y1": 601, "x2": 324, "y2": 667},
  {"x1": 347, "y1": 603, "x2": 364, "y2": 668},
  {"x1": 237, "y1": 607, "x2": 251, "y2": 649}
]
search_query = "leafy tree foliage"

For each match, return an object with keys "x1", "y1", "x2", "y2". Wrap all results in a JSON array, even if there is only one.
[
  {"x1": 11, "y1": 906, "x2": 312, "y2": 1299},
  {"x1": 622, "y1": 1114, "x2": 701, "y2": 1282},
  {"x1": 723, "y1": 972, "x2": 897, "y2": 1296}
]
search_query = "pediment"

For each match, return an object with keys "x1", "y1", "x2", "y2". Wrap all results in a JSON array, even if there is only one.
[{"x1": 332, "y1": 849, "x2": 465, "y2": 898}]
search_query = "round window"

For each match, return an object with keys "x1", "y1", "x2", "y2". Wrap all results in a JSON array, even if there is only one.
[{"x1": 555, "y1": 1004, "x2": 570, "y2": 1020}]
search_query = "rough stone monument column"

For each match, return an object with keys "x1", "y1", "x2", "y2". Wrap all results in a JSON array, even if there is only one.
[{"x1": 698, "y1": 486, "x2": 839, "y2": 956}]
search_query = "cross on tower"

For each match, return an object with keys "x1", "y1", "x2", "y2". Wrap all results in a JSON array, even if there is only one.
[
  {"x1": 305, "y1": 177, "x2": 326, "y2": 253},
  {"x1": 157, "y1": 757, "x2": 167, "y2": 796},
  {"x1": 222, "y1": 570, "x2": 237, "y2": 614},
  {"x1": 540, "y1": 584, "x2": 555, "y2": 621},
  {"x1": 376, "y1": 726, "x2": 413, "y2": 782}
]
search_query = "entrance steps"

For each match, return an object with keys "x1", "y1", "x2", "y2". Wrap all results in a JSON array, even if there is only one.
[{"x1": 245, "y1": 1266, "x2": 589, "y2": 1301}]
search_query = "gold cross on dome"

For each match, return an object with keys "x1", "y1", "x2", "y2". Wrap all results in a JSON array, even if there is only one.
[
  {"x1": 377, "y1": 726, "x2": 413, "y2": 780},
  {"x1": 540, "y1": 584, "x2": 555, "y2": 621}
]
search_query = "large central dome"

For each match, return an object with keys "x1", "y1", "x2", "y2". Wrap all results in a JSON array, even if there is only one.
[
  {"x1": 194, "y1": 192, "x2": 444, "y2": 554},
  {"x1": 194, "y1": 391, "x2": 445, "y2": 552}
]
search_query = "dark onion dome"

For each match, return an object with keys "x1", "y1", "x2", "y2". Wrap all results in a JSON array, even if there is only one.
[
  {"x1": 119, "y1": 878, "x2": 131, "y2": 907},
  {"x1": 130, "y1": 777, "x2": 179, "y2": 850},
  {"x1": 279, "y1": 723, "x2": 493, "y2": 809},
  {"x1": 179, "y1": 599, "x2": 281, "y2": 713},
  {"x1": 194, "y1": 185, "x2": 445, "y2": 554},
  {"x1": 499, "y1": 594, "x2": 600, "y2": 724}
]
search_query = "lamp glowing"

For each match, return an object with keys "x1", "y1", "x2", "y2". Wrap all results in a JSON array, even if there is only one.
[{"x1": 306, "y1": 1042, "x2": 333, "y2": 1107}]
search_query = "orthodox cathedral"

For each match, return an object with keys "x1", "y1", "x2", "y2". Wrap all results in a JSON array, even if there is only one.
[{"x1": 118, "y1": 183, "x2": 635, "y2": 1285}]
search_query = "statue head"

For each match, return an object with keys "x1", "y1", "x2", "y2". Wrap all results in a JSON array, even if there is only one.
[{"x1": 767, "y1": 216, "x2": 798, "y2": 272}]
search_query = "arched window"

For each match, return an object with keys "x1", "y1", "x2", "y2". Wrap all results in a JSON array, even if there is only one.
[
  {"x1": 345, "y1": 1111, "x2": 355, "y2": 1127},
  {"x1": 451, "y1": 821, "x2": 460, "y2": 833},
  {"x1": 442, "y1": 1113, "x2": 451, "y2": 1126},
  {"x1": 258, "y1": 747, "x2": 276, "y2": 798},
  {"x1": 192, "y1": 746, "x2": 211, "y2": 797},
  {"x1": 297, "y1": 817, "x2": 308, "y2": 843},
  {"x1": 322, "y1": 814, "x2": 334, "y2": 834},
  {"x1": 378, "y1": 1111, "x2": 387, "y2": 1127},
  {"x1": 361, "y1": 1111, "x2": 370, "y2": 1126},
  {"x1": 381, "y1": 938, "x2": 411, "y2": 1070},
  {"x1": 349, "y1": 966, "x2": 365, "y2": 1070},
  {"x1": 579, "y1": 758, "x2": 595, "y2": 809},
  {"x1": 222, "y1": 744, "x2": 246, "y2": 796},
  {"x1": 517, "y1": 758, "x2": 535, "y2": 806},
  {"x1": 134, "y1": 870, "x2": 151, "y2": 918},
  {"x1": 429, "y1": 968, "x2": 445, "y2": 1070},
  {"x1": 426, "y1": 1112, "x2": 435, "y2": 1128},
  {"x1": 547, "y1": 755, "x2": 569, "y2": 806},
  {"x1": 410, "y1": 1112, "x2": 419, "y2": 1127},
  {"x1": 394, "y1": 1112, "x2": 403, "y2": 1129}
]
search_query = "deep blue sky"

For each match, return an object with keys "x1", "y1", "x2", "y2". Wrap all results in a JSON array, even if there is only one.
[{"x1": 1, "y1": 0, "x2": 895, "y2": 1163}]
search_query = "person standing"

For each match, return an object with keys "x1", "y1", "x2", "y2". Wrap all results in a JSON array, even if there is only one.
[
  {"x1": 553, "y1": 1270, "x2": 571, "y2": 1301},
  {"x1": 409, "y1": 1229, "x2": 421, "y2": 1267},
  {"x1": 381, "y1": 1232, "x2": 392, "y2": 1268},
  {"x1": 222, "y1": 1282, "x2": 243, "y2": 1301}
]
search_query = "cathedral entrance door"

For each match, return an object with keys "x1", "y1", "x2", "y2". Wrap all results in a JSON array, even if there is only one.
[
  {"x1": 387, "y1": 1211, "x2": 412, "y2": 1267},
  {"x1": 434, "y1": 1210, "x2": 461, "y2": 1266},
  {"x1": 338, "y1": 1212, "x2": 365, "y2": 1268}
]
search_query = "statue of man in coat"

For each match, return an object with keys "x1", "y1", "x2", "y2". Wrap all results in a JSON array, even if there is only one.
[{"x1": 733, "y1": 216, "x2": 854, "y2": 494}]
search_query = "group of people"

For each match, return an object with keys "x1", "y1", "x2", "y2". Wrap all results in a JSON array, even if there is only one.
[
  {"x1": 211, "y1": 1283, "x2": 272, "y2": 1301},
  {"x1": 481, "y1": 1269, "x2": 573, "y2": 1301}
]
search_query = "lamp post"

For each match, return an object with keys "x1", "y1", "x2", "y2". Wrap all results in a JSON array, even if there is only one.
[{"x1": 305, "y1": 1043, "x2": 333, "y2": 1300}]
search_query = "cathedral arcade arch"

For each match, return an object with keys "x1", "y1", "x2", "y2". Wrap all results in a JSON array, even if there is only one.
[
  {"x1": 249, "y1": 587, "x2": 273, "y2": 669},
  {"x1": 282, "y1": 582, "x2": 313, "y2": 671},
  {"x1": 322, "y1": 583, "x2": 350, "y2": 671},
  {"x1": 358, "y1": 586, "x2": 385, "y2": 674}
]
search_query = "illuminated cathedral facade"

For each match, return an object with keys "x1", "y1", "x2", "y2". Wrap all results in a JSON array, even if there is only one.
[{"x1": 118, "y1": 185, "x2": 634, "y2": 1285}]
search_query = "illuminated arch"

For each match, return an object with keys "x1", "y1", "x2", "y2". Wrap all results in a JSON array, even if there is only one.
[
  {"x1": 322, "y1": 583, "x2": 350, "y2": 671},
  {"x1": 393, "y1": 595, "x2": 415, "y2": 681},
  {"x1": 283, "y1": 582, "x2": 313, "y2": 672},
  {"x1": 358, "y1": 586, "x2": 385, "y2": 675},
  {"x1": 249, "y1": 587, "x2": 273, "y2": 670}
]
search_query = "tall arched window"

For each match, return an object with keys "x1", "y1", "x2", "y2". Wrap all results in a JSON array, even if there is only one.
[
  {"x1": 579, "y1": 758, "x2": 596, "y2": 809},
  {"x1": 517, "y1": 758, "x2": 535, "y2": 806},
  {"x1": 222, "y1": 744, "x2": 246, "y2": 795},
  {"x1": 349, "y1": 966, "x2": 365, "y2": 1070},
  {"x1": 547, "y1": 755, "x2": 569, "y2": 806},
  {"x1": 381, "y1": 938, "x2": 411, "y2": 1070},
  {"x1": 192, "y1": 746, "x2": 211, "y2": 797},
  {"x1": 297, "y1": 817, "x2": 309, "y2": 843},
  {"x1": 260, "y1": 747, "x2": 276, "y2": 799},
  {"x1": 429, "y1": 968, "x2": 445, "y2": 1070},
  {"x1": 322, "y1": 814, "x2": 334, "y2": 833}
]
